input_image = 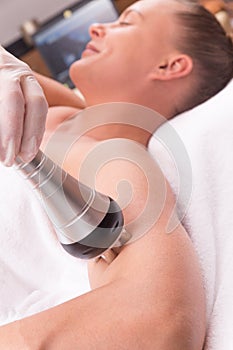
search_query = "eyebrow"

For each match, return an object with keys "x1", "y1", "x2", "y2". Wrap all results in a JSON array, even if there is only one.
[{"x1": 121, "y1": 8, "x2": 144, "y2": 20}]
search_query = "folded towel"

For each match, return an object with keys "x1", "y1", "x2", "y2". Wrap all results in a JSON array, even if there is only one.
[
  {"x1": 148, "y1": 80, "x2": 233, "y2": 350},
  {"x1": 0, "y1": 164, "x2": 90, "y2": 325}
]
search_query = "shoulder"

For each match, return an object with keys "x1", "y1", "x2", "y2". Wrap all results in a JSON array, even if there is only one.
[{"x1": 46, "y1": 106, "x2": 82, "y2": 131}]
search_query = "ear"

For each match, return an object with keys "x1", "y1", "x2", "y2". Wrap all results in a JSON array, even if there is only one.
[{"x1": 150, "y1": 54, "x2": 193, "y2": 81}]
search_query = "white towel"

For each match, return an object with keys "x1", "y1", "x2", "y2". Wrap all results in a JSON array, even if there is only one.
[
  {"x1": 148, "y1": 80, "x2": 233, "y2": 349},
  {"x1": 0, "y1": 164, "x2": 90, "y2": 326}
]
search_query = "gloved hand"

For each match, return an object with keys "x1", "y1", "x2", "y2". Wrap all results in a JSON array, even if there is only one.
[{"x1": 0, "y1": 46, "x2": 48, "y2": 166}]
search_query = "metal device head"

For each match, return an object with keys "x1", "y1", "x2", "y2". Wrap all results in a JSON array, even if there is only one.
[{"x1": 15, "y1": 150, "x2": 130, "y2": 259}]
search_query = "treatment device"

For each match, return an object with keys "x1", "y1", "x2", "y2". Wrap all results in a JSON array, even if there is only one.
[{"x1": 15, "y1": 150, "x2": 131, "y2": 259}]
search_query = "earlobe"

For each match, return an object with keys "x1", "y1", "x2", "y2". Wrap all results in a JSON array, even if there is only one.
[{"x1": 151, "y1": 55, "x2": 193, "y2": 81}]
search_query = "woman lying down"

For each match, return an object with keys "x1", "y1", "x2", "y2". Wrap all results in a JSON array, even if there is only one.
[{"x1": 0, "y1": 0, "x2": 232, "y2": 348}]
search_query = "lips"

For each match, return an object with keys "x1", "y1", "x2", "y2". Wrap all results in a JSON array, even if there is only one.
[{"x1": 82, "y1": 43, "x2": 100, "y2": 57}]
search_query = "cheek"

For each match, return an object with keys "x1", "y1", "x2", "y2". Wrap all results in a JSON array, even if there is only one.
[
  {"x1": 113, "y1": 36, "x2": 155, "y2": 77},
  {"x1": 69, "y1": 41, "x2": 147, "y2": 89}
]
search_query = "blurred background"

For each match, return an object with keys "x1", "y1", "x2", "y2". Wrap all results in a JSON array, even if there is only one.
[{"x1": 0, "y1": 0, "x2": 134, "y2": 47}]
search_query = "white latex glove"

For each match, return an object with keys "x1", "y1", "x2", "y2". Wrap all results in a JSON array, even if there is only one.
[{"x1": 0, "y1": 46, "x2": 48, "y2": 166}]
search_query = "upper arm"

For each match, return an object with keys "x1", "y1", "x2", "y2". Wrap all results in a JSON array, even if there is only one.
[
  {"x1": 33, "y1": 71, "x2": 86, "y2": 109},
  {"x1": 88, "y1": 140, "x2": 206, "y2": 349},
  {"x1": 43, "y1": 135, "x2": 206, "y2": 349}
]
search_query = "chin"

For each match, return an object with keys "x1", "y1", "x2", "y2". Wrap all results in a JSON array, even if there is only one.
[
  {"x1": 70, "y1": 57, "x2": 95, "y2": 84},
  {"x1": 69, "y1": 60, "x2": 79, "y2": 83}
]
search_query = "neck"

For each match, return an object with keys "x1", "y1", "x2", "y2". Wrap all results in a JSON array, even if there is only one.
[{"x1": 83, "y1": 102, "x2": 170, "y2": 147}]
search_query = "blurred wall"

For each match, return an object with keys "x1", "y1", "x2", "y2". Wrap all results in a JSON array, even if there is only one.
[
  {"x1": 0, "y1": 0, "x2": 78, "y2": 46},
  {"x1": 0, "y1": 0, "x2": 135, "y2": 46}
]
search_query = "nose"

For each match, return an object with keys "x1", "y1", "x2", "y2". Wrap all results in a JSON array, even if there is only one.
[{"x1": 89, "y1": 23, "x2": 106, "y2": 38}]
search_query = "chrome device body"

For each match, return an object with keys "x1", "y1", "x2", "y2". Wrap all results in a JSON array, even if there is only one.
[{"x1": 15, "y1": 150, "x2": 130, "y2": 259}]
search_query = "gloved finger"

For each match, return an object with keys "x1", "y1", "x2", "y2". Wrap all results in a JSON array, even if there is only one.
[
  {"x1": 19, "y1": 75, "x2": 48, "y2": 163},
  {"x1": 0, "y1": 78, "x2": 25, "y2": 166}
]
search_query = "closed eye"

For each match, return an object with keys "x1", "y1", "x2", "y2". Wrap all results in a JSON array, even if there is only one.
[
  {"x1": 119, "y1": 21, "x2": 131, "y2": 26},
  {"x1": 118, "y1": 8, "x2": 143, "y2": 27}
]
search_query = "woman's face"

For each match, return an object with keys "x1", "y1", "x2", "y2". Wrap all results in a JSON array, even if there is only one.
[{"x1": 70, "y1": 0, "x2": 179, "y2": 104}]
